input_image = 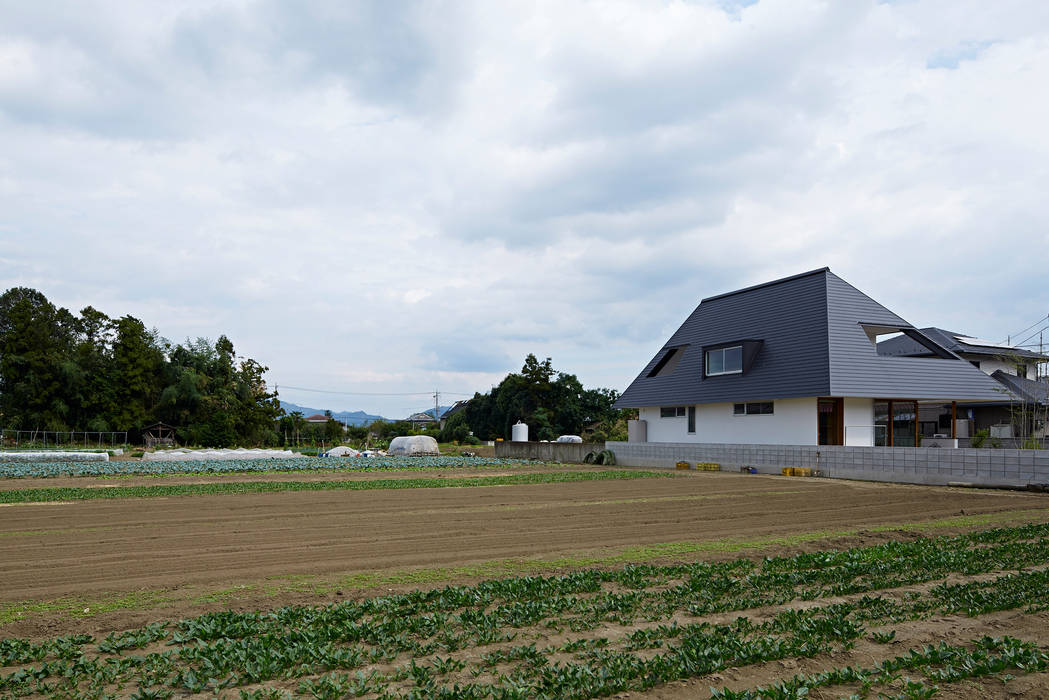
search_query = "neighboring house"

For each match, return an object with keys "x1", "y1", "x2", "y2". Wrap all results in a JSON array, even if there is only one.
[
  {"x1": 879, "y1": 329, "x2": 1049, "y2": 438},
  {"x1": 615, "y1": 268, "x2": 1008, "y2": 447},
  {"x1": 439, "y1": 400, "x2": 471, "y2": 429},
  {"x1": 407, "y1": 412, "x2": 438, "y2": 430},
  {"x1": 304, "y1": 414, "x2": 329, "y2": 424}
]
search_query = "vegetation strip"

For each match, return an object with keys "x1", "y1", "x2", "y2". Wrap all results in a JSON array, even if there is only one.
[
  {"x1": 3, "y1": 522, "x2": 1049, "y2": 698},
  {"x1": 0, "y1": 456, "x2": 546, "y2": 479},
  {"x1": 0, "y1": 470, "x2": 671, "y2": 503}
]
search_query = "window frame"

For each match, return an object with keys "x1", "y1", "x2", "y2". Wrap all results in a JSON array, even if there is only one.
[
  {"x1": 660, "y1": 406, "x2": 686, "y2": 418},
  {"x1": 705, "y1": 345, "x2": 743, "y2": 377},
  {"x1": 732, "y1": 401, "x2": 774, "y2": 416}
]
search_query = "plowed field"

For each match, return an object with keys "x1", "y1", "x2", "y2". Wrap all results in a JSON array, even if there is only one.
[{"x1": 2, "y1": 466, "x2": 1049, "y2": 698}]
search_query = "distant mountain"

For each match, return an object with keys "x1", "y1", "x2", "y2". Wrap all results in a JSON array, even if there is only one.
[
  {"x1": 278, "y1": 402, "x2": 387, "y2": 426},
  {"x1": 279, "y1": 402, "x2": 458, "y2": 425}
]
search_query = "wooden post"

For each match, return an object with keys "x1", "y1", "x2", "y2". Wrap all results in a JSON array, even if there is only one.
[{"x1": 951, "y1": 401, "x2": 957, "y2": 440}]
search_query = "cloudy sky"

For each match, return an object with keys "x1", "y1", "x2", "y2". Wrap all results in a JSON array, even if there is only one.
[{"x1": 2, "y1": 0, "x2": 1048, "y2": 417}]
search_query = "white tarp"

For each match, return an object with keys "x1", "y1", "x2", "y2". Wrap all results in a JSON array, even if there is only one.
[
  {"x1": 0, "y1": 451, "x2": 110, "y2": 462},
  {"x1": 556, "y1": 435, "x2": 583, "y2": 443},
  {"x1": 387, "y1": 435, "x2": 440, "y2": 456},
  {"x1": 143, "y1": 448, "x2": 303, "y2": 461},
  {"x1": 326, "y1": 446, "x2": 360, "y2": 457}
]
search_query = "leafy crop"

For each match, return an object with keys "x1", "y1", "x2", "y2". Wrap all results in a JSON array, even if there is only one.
[
  {"x1": 0, "y1": 470, "x2": 672, "y2": 504},
  {"x1": 0, "y1": 456, "x2": 546, "y2": 479},
  {"x1": 3, "y1": 522, "x2": 1049, "y2": 698}
]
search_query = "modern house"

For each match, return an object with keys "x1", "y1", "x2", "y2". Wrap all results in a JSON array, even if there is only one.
[
  {"x1": 879, "y1": 329, "x2": 1049, "y2": 438},
  {"x1": 615, "y1": 268, "x2": 1011, "y2": 447}
]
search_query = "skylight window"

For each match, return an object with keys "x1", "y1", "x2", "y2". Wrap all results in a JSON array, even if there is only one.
[{"x1": 647, "y1": 347, "x2": 684, "y2": 378}]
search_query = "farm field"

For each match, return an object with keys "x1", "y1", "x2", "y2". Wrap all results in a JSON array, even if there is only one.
[{"x1": 2, "y1": 463, "x2": 1049, "y2": 698}]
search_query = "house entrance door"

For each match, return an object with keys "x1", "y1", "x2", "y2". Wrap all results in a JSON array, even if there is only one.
[{"x1": 818, "y1": 398, "x2": 844, "y2": 445}]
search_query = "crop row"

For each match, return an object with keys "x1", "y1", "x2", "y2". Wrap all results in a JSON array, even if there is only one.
[
  {"x1": 0, "y1": 456, "x2": 544, "y2": 479},
  {"x1": 711, "y1": 635, "x2": 1049, "y2": 699},
  {"x1": 2, "y1": 522, "x2": 1048, "y2": 698},
  {"x1": 0, "y1": 470, "x2": 671, "y2": 504},
  {"x1": 3, "y1": 566, "x2": 1047, "y2": 698}
]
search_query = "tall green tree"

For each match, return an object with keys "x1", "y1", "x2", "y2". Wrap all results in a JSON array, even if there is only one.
[
  {"x1": 462, "y1": 354, "x2": 625, "y2": 440},
  {"x1": 0, "y1": 288, "x2": 78, "y2": 430},
  {"x1": 109, "y1": 316, "x2": 165, "y2": 432},
  {"x1": 0, "y1": 287, "x2": 284, "y2": 446}
]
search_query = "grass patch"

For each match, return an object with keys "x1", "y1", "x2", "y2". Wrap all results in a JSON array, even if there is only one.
[
  {"x1": 0, "y1": 469, "x2": 672, "y2": 503},
  {"x1": 0, "y1": 591, "x2": 172, "y2": 625}
]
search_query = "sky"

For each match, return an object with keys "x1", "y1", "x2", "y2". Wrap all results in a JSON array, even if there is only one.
[{"x1": 2, "y1": 0, "x2": 1048, "y2": 418}]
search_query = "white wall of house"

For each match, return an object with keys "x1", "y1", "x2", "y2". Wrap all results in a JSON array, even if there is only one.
[
  {"x1": 843, "y1": 397, "x2": 874, "y2": 446},
  {"x1": 966, "y1": 356, "x2": 1039, "y2": 380},
  {"x1": 639, "y1": 398, "x2": 818, "y2": 445}
]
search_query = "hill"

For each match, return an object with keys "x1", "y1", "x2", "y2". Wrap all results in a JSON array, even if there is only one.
[{"x1": 278, "y1": 402, "x2": 387, "y2": 426}]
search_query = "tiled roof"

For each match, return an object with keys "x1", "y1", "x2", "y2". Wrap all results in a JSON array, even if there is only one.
[{"x1": 617, "y1": 269, "x2": 1006, "y2": 408}]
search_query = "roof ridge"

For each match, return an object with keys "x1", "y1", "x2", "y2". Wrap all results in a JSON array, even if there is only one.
[{"x1": 701, "y1": 267, "x2": 830, "y2": 303}]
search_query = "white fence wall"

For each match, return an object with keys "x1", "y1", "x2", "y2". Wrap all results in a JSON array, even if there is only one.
[{"x1": 608, "y1": 440, "x2": 1049, "y2": 488}]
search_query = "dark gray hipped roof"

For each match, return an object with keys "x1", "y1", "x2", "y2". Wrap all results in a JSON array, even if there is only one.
[
  {"x1": 616, "y1": 268, "x2": 1007, "y2": 408},
  {"x1": 990, "y1": 371, "x2": 1049, "y2": 405},
  {"x1": 878, "y1": 327, "x2": 1049, "y2": 361}
]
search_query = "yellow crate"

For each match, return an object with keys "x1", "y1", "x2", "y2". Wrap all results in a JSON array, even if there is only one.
[
  {"x1": 696, "y1": 462, "x2": 721, "y2": 471},
  {"x1": 781, "y1": 467, "x2": 795, "y2": 476},
  {"x1": 794, "y1": 467, "x2": 813, "y2": 477},
  {"x1": 675, "y1": 461, "x2": 691, "y2": 470}
]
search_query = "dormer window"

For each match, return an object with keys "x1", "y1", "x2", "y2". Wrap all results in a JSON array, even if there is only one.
[{"x1": 706, "y1": 346, "x2": 742, "y2": 376}]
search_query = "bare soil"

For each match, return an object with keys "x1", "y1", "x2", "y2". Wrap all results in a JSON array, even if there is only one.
[{"x1": 1, "y1": 468, "x2": 1048, "y2": 696}]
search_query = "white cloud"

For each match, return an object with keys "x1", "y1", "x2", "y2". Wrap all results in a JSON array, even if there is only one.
[{"x1": 2, "y1": 0, "x2": 1048, "y2": 415}]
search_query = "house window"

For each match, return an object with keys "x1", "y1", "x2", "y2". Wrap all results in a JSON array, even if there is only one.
[
  {"x1": 687, "y1": 406, "x2": 695, "y2": 433},
  {"x1": 660, "y1": 406, "x2": 686, "y2": 418},
  {"x1": 647, "y1": 347, "x2": 684, "y2": 378},
  {"x1": 705, "y1": 346, "x2": 742, "y2": 376},
  {"x1": 733, "y1": 402, "x2": 773, "y2": 416}
]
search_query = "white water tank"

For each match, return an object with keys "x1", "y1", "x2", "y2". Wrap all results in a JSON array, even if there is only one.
[{"x1": 512, "y1": 421, "x2": 528, "y2": 442}]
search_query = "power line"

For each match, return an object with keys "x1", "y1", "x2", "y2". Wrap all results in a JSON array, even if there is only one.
[
  {"x1": 1001, "y1": 314, "x2": 1049, "y2": 345},
  {"x1": 1015, "y1": 319, "x2": 1049, "y2": 349}
]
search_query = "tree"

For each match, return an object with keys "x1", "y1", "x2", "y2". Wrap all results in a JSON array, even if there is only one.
[
  {"x1": 109, "y1": 316, "x2": 165, "y2": 432},
  {"x1": 459, "y1": 354, "x2": 627, "y2": 440},
  {"x1": 0, "y1": 288, "x2": 78, "y2": 430}
]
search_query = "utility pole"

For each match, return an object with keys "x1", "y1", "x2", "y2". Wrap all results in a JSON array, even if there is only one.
[{"x1": 434, "y1": 389, "x2": 440, "y2": 424}]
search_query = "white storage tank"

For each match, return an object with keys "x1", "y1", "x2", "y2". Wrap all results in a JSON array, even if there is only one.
[{"x1": 511, "y1": 421, "x2": 528, "y2": 442}]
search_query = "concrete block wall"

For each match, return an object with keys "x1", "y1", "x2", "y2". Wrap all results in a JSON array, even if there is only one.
[
  {"x1": 495, "y1": 441, "x2": 605, "y2": 463},
  {"x1": 607, "y1": 441, "x2": 1049, "y2": 488}
]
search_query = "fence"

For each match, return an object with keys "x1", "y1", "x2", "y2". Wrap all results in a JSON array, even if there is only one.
[
  {"x1": 0, "y1": 429, "x2": 128, "y2": 449},
  {"x1": 495, "y1": 441, "x2": 606, "y2": 463},
  {"x1": 607, "y1": 441, "x2": 1049, "y2": 489}
]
